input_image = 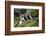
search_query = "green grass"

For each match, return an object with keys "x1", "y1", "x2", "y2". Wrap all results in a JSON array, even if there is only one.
[{"x1": 14, "y1": 16, "x2": 39, "y2": 27}]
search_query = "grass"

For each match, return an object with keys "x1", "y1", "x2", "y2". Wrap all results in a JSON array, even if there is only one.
[{"x1": 14, "y1": 16, "x2": 39, "y2": 27}]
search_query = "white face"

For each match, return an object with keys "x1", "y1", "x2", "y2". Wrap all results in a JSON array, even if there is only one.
[{"x1": 11, "y1": 5, "x2": 42, "y2": 31}]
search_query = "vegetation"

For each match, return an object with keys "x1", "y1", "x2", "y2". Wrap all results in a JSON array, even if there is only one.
[
  {"x1": 31, "y1": 9, "x2": 39, "y2": 18},
  {"x1": 14, "y1": 8, "x2": 39, "y2": 27}
]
